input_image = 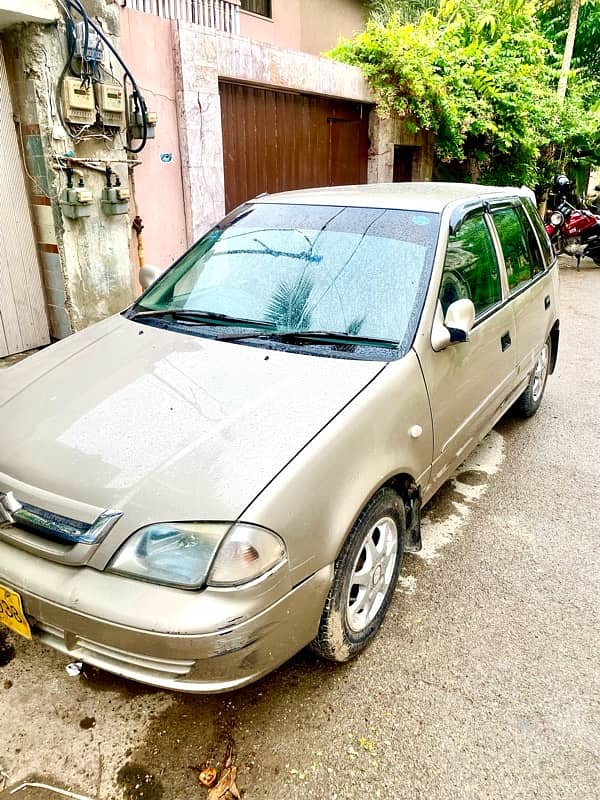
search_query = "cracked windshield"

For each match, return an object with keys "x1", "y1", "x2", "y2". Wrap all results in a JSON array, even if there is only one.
[{"x1": 139, "y1": 203, "x2": 439, "y2": 349}]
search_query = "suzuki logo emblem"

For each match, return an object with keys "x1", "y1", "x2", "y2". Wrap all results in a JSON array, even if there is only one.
[{"x1": 0, "y1": 491, "x2": 22, "y2": 524}]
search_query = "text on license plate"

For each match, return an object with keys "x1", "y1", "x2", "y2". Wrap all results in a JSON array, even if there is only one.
[{"x1": 0, "y1": 583, "x2": 32, "y2": 639}]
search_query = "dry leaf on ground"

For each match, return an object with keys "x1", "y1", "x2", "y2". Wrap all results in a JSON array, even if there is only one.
[
  {"x1": 198, "y1": 767, "x2": 218, "y2": 788},
  {"x1": 207, "y1": 741, "x2": 241, "y2": 800}
]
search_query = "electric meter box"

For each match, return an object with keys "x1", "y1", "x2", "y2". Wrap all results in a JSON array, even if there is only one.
[
  {"x1": 62, "y1": 77, "x2": 96, "y2": 125},
  {"x1": 74, "y1": 21, "x2": 104, "y2": 62},
  {"x1": 129, "y1": 109, "x2": 158, "y2": 140},
  {"x1": 95, "y1": 83, "x2": 125, "y2": 128}
]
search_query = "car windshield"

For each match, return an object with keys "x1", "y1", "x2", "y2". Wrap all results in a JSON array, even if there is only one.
[{"x1": 136, "y1": 203, "x2": 440, "y2": 351}]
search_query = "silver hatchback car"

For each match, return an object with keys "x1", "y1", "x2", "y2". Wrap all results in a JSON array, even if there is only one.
[{"x1": 0, "y1": 183, "x2": 559, "y2": 692}]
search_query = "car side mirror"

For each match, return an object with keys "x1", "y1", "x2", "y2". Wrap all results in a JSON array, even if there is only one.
[
  {"x1": 139, "y1": 264, "x2": 161, "y2": 290},
  {"x1": 431, "y1": 299, "x2": 476, "y2": 351}
]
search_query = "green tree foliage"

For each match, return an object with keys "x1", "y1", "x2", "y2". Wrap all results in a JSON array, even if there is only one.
[
  {"x1": 331, "y1": 0, "x2": 600, "y2": 186},
  {"x1": 539, "y1": 1, "x2": 600, "y2": 192},
  {"x1": 540, "y1": 0, "x2": 600, "y2": 97},
  {"x1": 367, "y1": 0, "x2": 438, "y2": 24}
]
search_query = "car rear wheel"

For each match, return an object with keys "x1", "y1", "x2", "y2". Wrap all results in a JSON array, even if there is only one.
[
  {"x1": 310, "y1": 488, "x2": 405, "y2": 662},
  {"x1": 513, "y1": 338, "x2": 550, "y2": 418}
]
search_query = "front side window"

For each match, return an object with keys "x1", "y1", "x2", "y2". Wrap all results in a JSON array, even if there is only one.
[
  {"x1": 240, "y1": 0, "x2": 272, "y2": 17},
  {"x1": 137, "y1": 203, "x2": 440, "y2": 354},
  {"x1": 440, "y1": 212, "x2": 502, "y2": 317}
]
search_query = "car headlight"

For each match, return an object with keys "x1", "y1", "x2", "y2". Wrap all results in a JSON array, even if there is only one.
[{"x1": 107, "y1": 522, "x2": 286, "y2": 589}]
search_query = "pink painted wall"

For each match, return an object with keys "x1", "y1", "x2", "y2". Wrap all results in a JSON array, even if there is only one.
[
  {"x1": 120, "y1": 9, "x2": 189, "y2": 279},
  {"x1": 239, "y1": 0, "x2": 301, "y2": 50},
  {"x1": 239, "y1": 0, "x2": 366, "y2": 55},
  {"x1": 300, "y1": 0, "x2": 365, "y2": 55}
]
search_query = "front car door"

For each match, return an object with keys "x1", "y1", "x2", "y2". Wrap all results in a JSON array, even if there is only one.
[{"x1": 415, "y1": 205, "x2": 516, "y2": 498}]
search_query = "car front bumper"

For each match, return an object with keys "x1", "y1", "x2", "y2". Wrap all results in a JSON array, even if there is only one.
[{"x1": 0, "y1": 539, "x2": 333, "y2": 693}]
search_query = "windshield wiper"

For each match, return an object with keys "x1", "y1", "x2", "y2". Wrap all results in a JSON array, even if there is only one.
[
  {"x1": 128, "y1": 308, "x2": 275, "y2": 329},
  {"x1": 128, "y1": 311, "x2": 399, "y2": 348},
  {"x1": 218, "y1": 329, "x2": 399, "y2": 348}
]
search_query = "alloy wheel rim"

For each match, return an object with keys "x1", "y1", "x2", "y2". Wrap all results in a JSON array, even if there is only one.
[
  {"x1": 532, "y1": 343, "x2": 549, "y2": 402},
  {"x1": 346, "y1": 516, "x2": 398, "y2": 633}
]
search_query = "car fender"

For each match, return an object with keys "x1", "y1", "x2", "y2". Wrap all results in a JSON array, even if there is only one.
[{"x1": 241, "y1": 350, "x2": 433, "y2": 586}]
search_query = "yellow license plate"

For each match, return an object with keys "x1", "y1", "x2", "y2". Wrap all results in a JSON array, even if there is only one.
[{"x1": 0, "y1": 583, "x2": 32, "y2": 640}]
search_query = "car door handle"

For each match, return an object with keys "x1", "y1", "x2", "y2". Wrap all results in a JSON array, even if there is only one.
[
  {"x1": 501, "y1": 332, "x2": 512, "y2": 351},
  {"x1": 545, "y1": 295, "x2": 551, "y2": 310}
]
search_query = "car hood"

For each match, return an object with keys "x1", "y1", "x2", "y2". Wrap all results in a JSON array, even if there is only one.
[{"x1": 0, "y1": 315, "x2": 384, "y2": 530}]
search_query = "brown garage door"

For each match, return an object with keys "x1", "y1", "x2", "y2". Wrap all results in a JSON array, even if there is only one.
[{"x1": 220, "y1": 81, "x2": 370, "y2": 212}]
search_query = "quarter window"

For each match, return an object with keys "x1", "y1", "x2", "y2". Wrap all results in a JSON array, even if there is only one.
[
  {"x1": 516, "y1": 205, "x2": 546, "y2": 276},
  {"x1": 240, "y1": 0, "x2": 272, "y2": 17},
  {"x1": 440, "y1": 213, "x2": 502, "y2": 316},
  {"x1": 522, "y1": 197, "x2": 553, "y2": 267}
]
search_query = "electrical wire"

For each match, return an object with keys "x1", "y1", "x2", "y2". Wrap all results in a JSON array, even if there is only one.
[
  {"x1": 63, "y1": 0, "x2": 148, "y2": 153},
  {"x1": 56, "y1": 0, "x2": 148, "y2": 151}
]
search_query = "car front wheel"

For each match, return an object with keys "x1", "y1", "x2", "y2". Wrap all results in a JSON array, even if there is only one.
[
  {"x1": 513, "y1": 338, "x2": 550, "y2": 417},
  {"x1": 310, "y1": 488, "x2": 405, "y2": 662}
]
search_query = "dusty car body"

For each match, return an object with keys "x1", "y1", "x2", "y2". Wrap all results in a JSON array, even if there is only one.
[{"x1": 0, "y1": 183, "x2": 559, "y2": 692}]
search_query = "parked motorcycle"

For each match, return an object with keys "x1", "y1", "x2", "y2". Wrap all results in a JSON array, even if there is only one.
[{"x1": 546, "y1": 176, "x2": 600, "y2": 270}]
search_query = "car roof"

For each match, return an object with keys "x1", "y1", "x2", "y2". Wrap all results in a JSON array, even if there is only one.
[{"x1": 252, "y1": 182, "x2": 528, "y2": 213}]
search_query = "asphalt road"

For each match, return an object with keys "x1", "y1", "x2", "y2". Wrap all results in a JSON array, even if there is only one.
[{"x1": 1, "y1": 260, "x2": 598, "y2": 800}]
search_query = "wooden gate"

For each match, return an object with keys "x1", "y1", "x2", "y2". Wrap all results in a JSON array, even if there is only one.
[
  {"x1": 0, "y1": 42, "x2": 49, "y2": 357},
  {"x1": 220, "y1": 82, "x2": 370, "y2": 212}
]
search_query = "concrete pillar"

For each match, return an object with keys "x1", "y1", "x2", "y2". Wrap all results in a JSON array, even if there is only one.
[
  {"x1": 174, "y1": 26, "x2": 226, "y2": 243},
  {"x1": 4, "y1": 0, "x2": 135, "y2": 336}
]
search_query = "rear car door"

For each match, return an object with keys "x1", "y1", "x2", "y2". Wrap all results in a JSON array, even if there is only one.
[
  {"x1": 488, "y1": 199, "x2": 556, "y2": 380},
  {"x1": 416, "y1": 206, "x2": 517, "y2": 491}
]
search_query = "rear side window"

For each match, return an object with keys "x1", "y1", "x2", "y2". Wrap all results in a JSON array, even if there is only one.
[
  {"x1": 440, "y1": 213, "x2": 502, "y2": 317},
  {"x1": 491, "y1": 205, "x2": 544, "y2": 293},
  {"x1": 522, "y1": 197, "x2": 554, "y2": 266}
]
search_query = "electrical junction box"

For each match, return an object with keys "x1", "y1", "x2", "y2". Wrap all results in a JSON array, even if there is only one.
[
  {"x1": 95, "y1": 82, "x2": 125, "y2": 128},
  {"x1": 74, "y1": 21, "x2": 104, "y2": 62},
  {"x1": 102, "y1": 185, "x2": 130, "y2": 216},
  {"x1": 61, "y1": 186, "x2": 93, "y2": 219},
  {"x1": 62, "y1": 77, "x2": 96, "y2": 125},
  {"x1": 129, "y1": 109, "x2": 158, "y2": 140}
]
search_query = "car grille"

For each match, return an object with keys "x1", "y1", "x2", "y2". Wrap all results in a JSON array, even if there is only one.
[
  {"x1": 36, "y1": 622, "x2": 195, "y2": 681},
  {"x1": 12, "y1": 502, "x2": 122, "y2": 545},
  {"x1": 13, "y1": 502, "x2": 91, "y2": 542}
]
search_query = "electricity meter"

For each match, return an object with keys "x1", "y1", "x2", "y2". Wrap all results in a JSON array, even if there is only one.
[
  {"x1": 62, "y1": 77, "x2": 96, "y2": 125},
  {"x1": 95, "y1": 82, "x2": 125, "y2": 128}
]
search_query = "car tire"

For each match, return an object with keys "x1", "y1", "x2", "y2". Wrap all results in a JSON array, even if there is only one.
[
  {"x1": 310, "y1": 488, "x2": 405, "y2": 663},
  {"x1": 513, "y1": 338, "x2": 551, "y2": 418}
]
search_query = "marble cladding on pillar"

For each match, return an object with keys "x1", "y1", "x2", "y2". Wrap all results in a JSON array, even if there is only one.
[
  {"x1": 188, "y1": 165, "x2": 226, "y2": 242},
  {"x1": 368, "y1": 113, "x2": 435, "y2": 183},
  {"x1": 368, "y1": 115, "x2": 394, "y2": 183},
  {"x1": 176, "y1": 79, "x2": 225, "y2": 240}
]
